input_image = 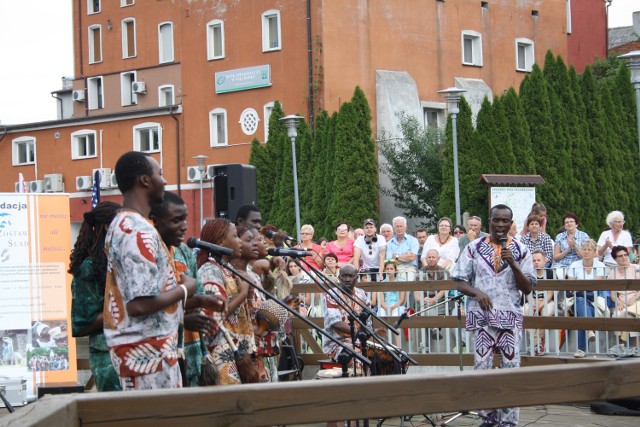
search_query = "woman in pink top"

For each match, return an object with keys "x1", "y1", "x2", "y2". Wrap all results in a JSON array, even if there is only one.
[{"x1": 325, "y1": 221, "x2": 355, "y2": 267}]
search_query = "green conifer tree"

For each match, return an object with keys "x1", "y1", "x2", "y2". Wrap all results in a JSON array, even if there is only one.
[
  {"x1": 491, "y1": 96, "x2": 517, "y2": 173},
  {"x1": 439, "y1": 97, "x2": 476, "y2": 221},
  {"x1": 309, "y1": 110, "x2": 329, "y2": 227},
  {"x1": 519, "y1": 65, "x2": 562, "y2": 228},
  {"x1": 248, "y1": 138, "x2": 271, "y2": 217},
  {"x1": 580, "y1": 66, "x2": 616, "y2": 226},
  {"x1": 326, "y1": 87, "x2": 378, "y2": 231},
  {"x1": 502, "y1": 88, "x2": 535, "y2": 174}
]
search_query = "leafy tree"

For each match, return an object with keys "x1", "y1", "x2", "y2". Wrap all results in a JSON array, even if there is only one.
[{"x1": 378, "y1": 112, "x2": 444, "y2": 226}]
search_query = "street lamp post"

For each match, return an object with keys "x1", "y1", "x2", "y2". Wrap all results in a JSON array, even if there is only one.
[
  {"x1": 280, "y1": 114, "x2": 304, "y2": 242},
  {"x1": 618, "y1": 50, "x2": 640, "y2": 159},
  {"x1": 193, "y1": 154, "x2": 208, "y2": 230},
  {"x1": 438, "y1": 87, "x2": 467, "y2": 226}
]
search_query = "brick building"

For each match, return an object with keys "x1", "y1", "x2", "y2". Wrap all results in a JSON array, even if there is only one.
[{"x1": 0, "y1": 0, "x2": 606, "y2": 235}]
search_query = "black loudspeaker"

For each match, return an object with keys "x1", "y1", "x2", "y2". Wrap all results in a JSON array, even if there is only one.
[{"x1": 213, "y1": 164, "x2": 257, "y2": 222}]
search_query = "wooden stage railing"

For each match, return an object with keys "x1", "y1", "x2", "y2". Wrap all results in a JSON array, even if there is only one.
[
  {"x1": 3, "y1": 359, "x2": 640, "y2": 426},
  {"x1": 291, "y1": 279, "x2": 640, "y2": 366}
]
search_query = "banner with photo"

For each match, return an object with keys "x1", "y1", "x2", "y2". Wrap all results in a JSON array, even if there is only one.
[{"x1": 0, "y1": 193, "x2": 76, "y2": 397}]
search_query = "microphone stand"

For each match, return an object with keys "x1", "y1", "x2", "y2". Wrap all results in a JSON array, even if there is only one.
[
  {"x1": 386, "y1": 296, "x2": 466, "y2": 427},
  {"x1": 437, "y1": 293, "x2": 479, "y2": 427},
  {"x1": 295, "y1": 257, "x2": 410, "y2": 369},
  {"x1": 210, "y1": 254, "x2": 371, "y2": 367}
]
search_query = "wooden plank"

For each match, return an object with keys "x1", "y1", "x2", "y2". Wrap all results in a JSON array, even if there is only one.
[
  {"x1": 301, "y1": 353, "x2": 607, "y2": 368},
  {"x1": 292, "y1": 279, "x2": 640, "y2": 294},
  {"x1": 57, "y1": 360, "x2": 640, "y2": 426},
  {"x1": 293, "y1": 316, "x2": 639, "y2": 331},
  {"x1": 0, "y1": 395, "x2": 78, "y2": 427}
]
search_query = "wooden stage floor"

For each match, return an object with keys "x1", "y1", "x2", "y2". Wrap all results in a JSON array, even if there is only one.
[{"x1": 292, "y1": 404, "x2": 639, "y2": 426}]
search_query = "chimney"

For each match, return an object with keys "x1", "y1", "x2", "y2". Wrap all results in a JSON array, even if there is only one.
[{"x1": 634, "y1": 11, "x2": 640, "y2": 33}]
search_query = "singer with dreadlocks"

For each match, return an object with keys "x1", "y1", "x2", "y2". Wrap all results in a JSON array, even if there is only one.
[
  {"x1": 452, "y1": 204, "x2": 535, "y2": 427},
  {"x1": 69, "y1": 201, "x2": 121, "y2": 391}
]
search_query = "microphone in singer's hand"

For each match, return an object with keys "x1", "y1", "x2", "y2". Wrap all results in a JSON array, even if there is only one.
[
  {"x1": 187, "y1": 237, "x2": 234, "y2": 257},
  {"x1": 267, "y1": 248, "x2": 312, "y2": 258},
  {"x1": 500, "y1": 237, "x2": 508, "y2": 249}
]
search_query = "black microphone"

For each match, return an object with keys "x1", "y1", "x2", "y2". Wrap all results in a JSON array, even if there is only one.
[
  {"x1": 393, "y1": 311, "x2": 409, "y2": 328},
  {"x1": 500, "y1": 237, "x2": 508, "y2": 249},
  {"x1": 267, "y1": 248, "x2": 311, "y2": 258},
  {"x1": 186, "y1": 237, "x2": 233, "y2": 257},
  {"x1": 264, "y1": 229, "x2": 297, "y2": 242}
]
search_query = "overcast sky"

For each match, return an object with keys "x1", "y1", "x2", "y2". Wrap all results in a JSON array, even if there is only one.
[{"x1": 0, "y1": 0, "x2": 639, "y2": 125}]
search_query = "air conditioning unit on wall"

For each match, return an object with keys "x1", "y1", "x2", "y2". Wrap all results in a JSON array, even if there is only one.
[
  {"x1": 30, "y1": 180, "x2": 45, "y2": 193},
  {"x1": 73, "y1": 90, "x2": 85, "y2": 102},
  {"x1": 14, "y1": 182, "x2": 25, "y2": 193},
  {"x1": 132, "y1": 81, "x2": 146, "y2": 94},
  {"x1": 44, "y1": 174, "x2": 64, "y2": 192},
  {"x1": 187, "y1": 166, "x2": 206, "y2": 182},
  {"x1": 92, "y1": 168, "x2": 112, "y2": 189},
  {"x1": 109, "y1": 172, "x2": 118, "y2": 189},
  {"x1": 76, "y1": 176, "x2": 92, "y2": 191}
]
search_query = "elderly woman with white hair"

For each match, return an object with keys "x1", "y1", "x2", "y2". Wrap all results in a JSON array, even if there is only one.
[
  {"x1": 293, "y1": 224, "x2": 324, "y2": 271},
  {"x1": 597, "y1": 211, "x2": 633, "y2": 267}
]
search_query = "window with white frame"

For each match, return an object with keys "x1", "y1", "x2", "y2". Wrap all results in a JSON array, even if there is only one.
[
  {"x1": 206, "y1": 20, "x2": 225, "y2": 60},
  {"x1": 133, "y1": 123, "x2": 161, "y2": 153},
  {"x1": 88, "y1": 0, "x2": 101, "y2": 14},
  {"x1": 423, "y1": 108, "x2": 444, "y2": 128},
  {"x1": 87, "y1": 76, "x2": 104, "y2": 110},
  {"x1": 121, "y1": 71, "x2": 137, "y2": 106},
  {"x1": 88, "y1": 25, "x2": 102, "y2": 64},
  {"x1": 262, "y1": 10, "x2": 281, "y2": 52},
  {"x1": 209, "y1": 108, "x2": 228, "y2": 147},
  {"x1": 122, "y1": 18, "x2": 136, "y2": 58},
  {"x1": 158, "y1": 22, "x2": 174, "y2": 63},
  {"x1": 121, "y1": 0, "x2": 134, "y2": 7},
  {"x1": 566, "y1": 0, "x2": 572, "y2": 34},
  {"x1": 515, "y1": 38, "x2": 535, "y2": 72},
  {"x1": 12, "y1": 137, "x2": 36, "y2": 166},
  {"x1": 71, "y1": 130, "x2": 97, "y2": 159},
  {"x1": 158, "y1": 85, "x2": 175, "y2": 107},
  {"x1": 263, "y1": 102, "x2": 275, "y2": 141},
  {"x1": 461, "y1": 30, "x2": 483, "y2": 66}
]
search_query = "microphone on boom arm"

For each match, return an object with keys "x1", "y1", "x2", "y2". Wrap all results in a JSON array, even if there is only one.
[{"x1": 186, "y1": 237, "x2": 234, "y2": 257}]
